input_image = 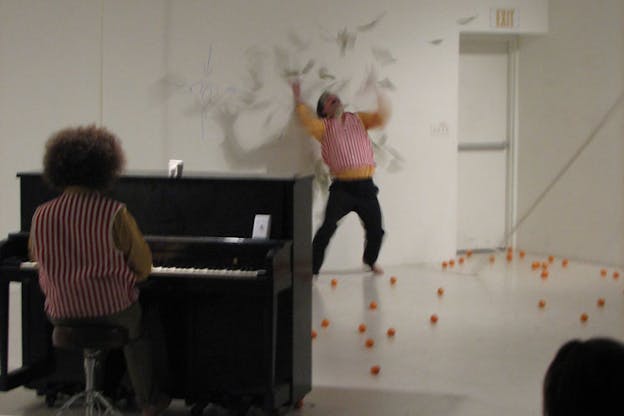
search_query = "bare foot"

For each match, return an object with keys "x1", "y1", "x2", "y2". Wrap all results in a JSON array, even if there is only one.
[{"x1": 369, "y1": 264, "x2": 384, "y2": 275}]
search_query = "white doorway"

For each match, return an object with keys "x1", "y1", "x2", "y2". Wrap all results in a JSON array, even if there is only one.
[{"x1": 457, "y1": 35, "x2": 518, "y2": 252}]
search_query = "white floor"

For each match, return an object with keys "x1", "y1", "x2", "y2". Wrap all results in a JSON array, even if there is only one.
[{"x1": 1, "y1": 251, "x2": 623, "y2": 415}]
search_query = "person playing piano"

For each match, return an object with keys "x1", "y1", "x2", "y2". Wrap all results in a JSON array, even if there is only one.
[
  {"x1": 291, "y1": 80, "x2": 390, "y2": 275},
  {"x1": 28, "y1": 125, "x2": 170, "y2": 416}
]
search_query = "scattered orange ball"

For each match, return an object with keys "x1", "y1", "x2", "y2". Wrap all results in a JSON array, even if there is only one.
[
  {"x1": 519, "y1": 250, "x2": 526, "y2": 259},
  {"x1": 430, "y1": 314, "x2": 439, "y2": 324},
  {"x1": 580, "y1": 313, "x2": 588, "y2": 323},
  {"x1": 390, "y1": 276, "x2": 397, "y2": 285},
  {"x1": 532, "y1": 261, "x2": 540, "y2": 270},
  {"x1": 466, "y1": 249, "x2": 473, "y2": 257},
  {"x1": 597, "y1": 298, "x2": 605, "y2": 307},
  {"x1": 365, "y1": 338, "x2": 375, "y2": 348},
  {"x1": 330, "y1": 278, "x2": 338, "y2": 287},
  {"x1": 437, "y1": 287, "x2": 445, "y2": 297},
  {"x1": 541, "y1": 270, "x2": 549, "y2": 279},
  {"x1": 386, "y1": 327, "x2": 396, "y2": 337},
  {"x1": 489, "y1": 255, "x2": 496, "y2": 263},
  {"x1": 449, "y1": 260, "x2": 455, "y2": 267},
  {"x1": 538, "y1": 299, "x2": 546, "y2": 308},
  {"x1": 442, "y1": 261, "x2": 448, "y2": 269},
  {"x1": 562, "y1": 259, "x2": 569, "y2": 267},
  {"x1": 614, "y1": 272, "x2": 620, "y2": 279},
  {"x1": 321, "y1": 319, "x2": 330, "y2": 328},
  {"x1": 458, "y1": 257, "x2": 465, "y2": 265},
  {"x1": 601, "y1": 269, "x2": 608, "y2": 277},
  {"x1": 311, "y1": 330, "x2": 317, "y2": 339},
  {"x1": 370, "y1": 365, "x2": 381, "y2": 375},
  {"x1": 369, "y1": 301, "x2": 378, "y2": 310},
  {"x1": 548, "y1": 255, "x2": 555, "y2": 263},
  {"x1": 358, "y1": 323, "x2": 367, "y2": 333},
  {"x1": 506, "y1": 253, "x2": 513, "y2": 262}
]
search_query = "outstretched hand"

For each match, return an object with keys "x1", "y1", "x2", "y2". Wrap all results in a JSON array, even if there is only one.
[{"x1": 291, "y1": 79, "x2": 301, "y2": 103}]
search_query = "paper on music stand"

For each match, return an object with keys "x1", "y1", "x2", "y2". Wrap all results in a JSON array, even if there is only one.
[
  {"x1": 168, "y1": 159, "x2": 184, "y2": 178},
  {"x1": 252, "y1": 214, "x2": 271, "y2": 239}
]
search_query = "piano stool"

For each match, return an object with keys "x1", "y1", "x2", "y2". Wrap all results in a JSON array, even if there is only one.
[{"x1": 51, "y1": 325, "x2": 129, "y2": 416}]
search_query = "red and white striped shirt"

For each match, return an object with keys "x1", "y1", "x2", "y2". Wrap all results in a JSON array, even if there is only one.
[
  {"x1": 321, "y1": 112, "x2": 375, "y2": 176},
  {"x1": 30, "y1": 192, "x2": 138, "y2": 319}
]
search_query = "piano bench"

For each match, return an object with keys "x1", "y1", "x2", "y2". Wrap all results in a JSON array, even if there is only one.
[{"x1": 52, "y1": 325, "x2": 129, "y2": 416}]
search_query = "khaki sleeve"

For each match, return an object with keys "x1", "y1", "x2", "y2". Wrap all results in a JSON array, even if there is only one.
[
  {"x1": 295, "y1": 103, "x2": 325, "y2": 142},
  {"x1": 112, "y1": 207, "x2": 152, "y2": 281}
]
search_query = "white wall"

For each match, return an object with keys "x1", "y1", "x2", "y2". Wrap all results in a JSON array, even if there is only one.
[
  {"x1": 516, "y1": 0, "x2": 624, "y2": 267},
  {"x1": 0, "y1": 0, "x2": 548, "y2": 270}
]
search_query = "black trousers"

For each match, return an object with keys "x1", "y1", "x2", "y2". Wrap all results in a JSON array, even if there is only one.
[{"x1": 312, "y1": 178, "x2": 385, "y2": 274}]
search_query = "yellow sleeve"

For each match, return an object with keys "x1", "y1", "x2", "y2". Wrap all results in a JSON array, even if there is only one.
[
  {"x1": 112, "y1": 207, "x2": 152, "y2": 281},
  {"x1": 295, "y1": 103, "x2": 325, "y2": 142},
  {"x1": 357, "y1": 111, "x2": 386, "y2": 130},
  {"x1": 357, "y1": 92, "x2": 391, "y2": 130}
]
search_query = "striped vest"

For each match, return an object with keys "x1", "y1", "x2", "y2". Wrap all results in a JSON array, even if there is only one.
[
  {"x1": 30, "y1": 192, "x2": 138, "y2": 319},
  {"x1": 321, "y1": 112, "x2": 375, "y2": 176}
]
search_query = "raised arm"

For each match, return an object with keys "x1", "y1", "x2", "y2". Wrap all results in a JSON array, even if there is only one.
[
  {"x1": 358, "y1": 88, "x2": 391, "y2": 130},
  {"x1": 291, "y1": 80, "x2": 325, "y2": 142}
]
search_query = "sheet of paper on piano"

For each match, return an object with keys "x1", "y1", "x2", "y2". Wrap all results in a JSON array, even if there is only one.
[{"x1": 252, "y1": 214, "x2": 271, "y2": 239}]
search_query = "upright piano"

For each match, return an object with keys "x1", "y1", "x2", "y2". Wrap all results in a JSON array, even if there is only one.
[{"x1": 0, "y1": 171, "x2": 313, "y2": 415}]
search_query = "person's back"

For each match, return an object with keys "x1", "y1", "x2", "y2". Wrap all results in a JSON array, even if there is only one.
[
  {"x1": 543, "y1": 337, "x2": 624, "y2": 415},
  {"x1": 32, "y1": 191, "x2": 138, "y2": 319}
]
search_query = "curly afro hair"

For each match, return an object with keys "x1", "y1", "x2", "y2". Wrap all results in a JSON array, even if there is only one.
[{"x1": 43, "y1": 125, "x2": 126, "y2": 191}]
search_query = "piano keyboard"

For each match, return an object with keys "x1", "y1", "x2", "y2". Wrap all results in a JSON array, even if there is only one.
[
  {"x1": 151, "y1": 266, "x2": 264, "y2": 278},
  {"x1": 20, "y1": 262, "x2": 264, "y2": 279}
]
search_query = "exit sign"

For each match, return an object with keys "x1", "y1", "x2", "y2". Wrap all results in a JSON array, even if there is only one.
[{"x1": 490, "y1": 8, "x2": 518, "y2": 29}]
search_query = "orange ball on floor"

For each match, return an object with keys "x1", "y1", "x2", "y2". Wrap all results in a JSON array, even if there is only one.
[
  {"x1": 390, "y1": 276, "x2": 397, "y2": 285},
  {"x1": 580, "y1": 313, "x2": 588, "y2": 323},
  {"x1": 321, "y1": 319, "x2": 330, "y2": 328},
  {"x1": 365, "y1": 338, "x2": 375, "y2": 348},
  {"x1": 370, "y1": 365, "x2": 381, "y2": 375},
  {"x1": 437, "y1": 287, "x2": 444, "y2": 297},
  {"x1": 597, "y1": 298, "x2": 605, "y2": 307},
  {"x1": 330, "y1": 278, "x2": 338, "y2": 287},
  {"x1": 387, "y1": 327, "x2": 396, "y2": 337},
  {"x1": 538, "y1": 299, "x2": 546, "y2": 308},
  {"x1": 430, "y1": 314, "x2": 439, "y2": 324},
  {"x1": 369, "y1": 301, "x2": 378, "y2": 310},
  {"x1": 358, "y1": 323, "x2": 367, "y2": 333}
]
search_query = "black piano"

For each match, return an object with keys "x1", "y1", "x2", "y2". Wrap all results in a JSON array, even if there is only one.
[{"x1": 0, "y1": 171, "x2": 313, "y2": 415}]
